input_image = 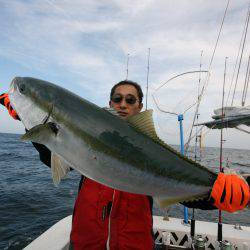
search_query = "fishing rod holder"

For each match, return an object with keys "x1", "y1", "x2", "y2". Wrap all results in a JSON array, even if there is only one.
[
  {"x1": 220, "y1": 240, "x2": 233, "y2": 250},
  {"x1": 177, "y1": 113, "x2": 188, "y2": 224},
  {"x1": 192, "y1": 235, "x2": 206, "y2": 250}
]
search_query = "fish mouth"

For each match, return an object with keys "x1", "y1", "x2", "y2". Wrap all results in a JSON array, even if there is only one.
[
  {"x1": 9, "y1": 78, "x2": 17, "y2": 94},
  {"x1": 9, "y1": 77, "x2": 22, "y2": 95}
]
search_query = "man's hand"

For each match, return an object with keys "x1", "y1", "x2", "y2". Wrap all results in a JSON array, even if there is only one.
[
  {"x1": 210, "y1": 172, "x2": 250, "y2": 213},
  {"x1": 0, "y1": 93, "x2": 20, "y2": 120}
]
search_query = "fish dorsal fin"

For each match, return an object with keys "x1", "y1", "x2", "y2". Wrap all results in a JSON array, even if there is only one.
[
  {"x1": 127, "y1": 110, "x2": 184, "y2": 154},
  {"x1": 128, "y1": 110, "x2": 216, "y2": 175},
  {"x1": 128, "y1": 109, "x2": 173, "y2": 147},
  {"x1": 103, "y1": 107, "x2": 120, "y2": 116},
  {"x1": 104, "y1": 108, "x2": 170, "y2": 148},
  {"x1": 127, "y1": 109, "x2": 159, "y2": 141}
]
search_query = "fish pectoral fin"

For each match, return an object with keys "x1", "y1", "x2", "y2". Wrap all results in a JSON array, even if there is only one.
[
  {"x1": 21, "y1": 122, "x2": 58, "y2": 144},
  {"x1": 51, "y1": 153, "x2": 71, "y2": 186},
  {"x1": 154, "y1": 193, "x2": 208, "y2": 208}
]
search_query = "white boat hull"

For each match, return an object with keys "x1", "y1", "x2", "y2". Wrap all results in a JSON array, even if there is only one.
[{"x1": 24, "y1": 215, "x2": 250, "y2": 250}]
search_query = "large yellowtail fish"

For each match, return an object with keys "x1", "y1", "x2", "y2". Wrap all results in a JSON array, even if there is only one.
[{"x1": 9, "y1": 77, "x2": 218, "y2": 206}]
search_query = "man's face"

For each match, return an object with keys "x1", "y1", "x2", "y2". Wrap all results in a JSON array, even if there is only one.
[{"x1": 110, "y1": 84, "x2": 143, "y2": 119}]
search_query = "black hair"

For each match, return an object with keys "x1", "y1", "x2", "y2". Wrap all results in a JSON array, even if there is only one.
[{"x1": 110, "y1": 80, "x2": 143, "y2": 103}]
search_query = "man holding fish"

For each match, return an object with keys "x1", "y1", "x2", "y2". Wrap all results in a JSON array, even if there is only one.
[{"x1": 0, "y1": 78, "x2": 249, "y2": 250}]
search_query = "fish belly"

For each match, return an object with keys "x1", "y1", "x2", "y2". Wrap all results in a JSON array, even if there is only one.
[{"x1": 46, "y1": 124, "x2": 210, "y2": 200}]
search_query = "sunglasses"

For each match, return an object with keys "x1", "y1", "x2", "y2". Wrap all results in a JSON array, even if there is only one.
[{"x1": 111, "y1": 94, "x2": 138, "y2": 105}]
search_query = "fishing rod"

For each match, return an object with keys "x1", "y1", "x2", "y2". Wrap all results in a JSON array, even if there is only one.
[
  {"x1": 145, "y1": 48, "x2": 151, "y2": 110},
  {"x1": 231, "y1": 2, "x2": 250, "y2": 106},
  {"x1": 194, "y1": 50, "x2": 203, "y2": 162},
  {"x1": 180, "y1": 69, "x2": 208, "y2": 154},
  {"x1": 241, "y1": 53, "x2": 250, "y2": 106},
  {"x1": 190, "y1": 51, "x2": 204, "y2": 243},
  {"x1": 217, "y1": 57, "x2": 228, "y2": 244},
  {"x1": 226, "y1": 2, "x2": 250, "y2": 107},
  {"x1": 184, "y1": 0, "x2": 230, "y2": 115},
  {"x1": 126, "y1": 53, "x2": 130, "y2": 80}
]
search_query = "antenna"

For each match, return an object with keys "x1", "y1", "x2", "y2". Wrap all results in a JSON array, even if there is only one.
[
  {"x1": 126, "y1": 53, "x2": 130, "y2": 80},
  {"x1": 146, "y1": 48, "x2": 151, "y2": 110}
]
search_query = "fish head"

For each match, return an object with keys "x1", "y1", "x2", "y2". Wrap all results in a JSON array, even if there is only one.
[{"x1": 9, "y1": 77, "x2": 55, "y2": 130}]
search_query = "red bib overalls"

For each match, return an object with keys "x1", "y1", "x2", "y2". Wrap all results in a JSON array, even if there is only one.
[{"x1": 70, "y1": 178, "x2": 154, "y2": 250}]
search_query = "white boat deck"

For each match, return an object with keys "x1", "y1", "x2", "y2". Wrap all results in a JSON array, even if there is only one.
[
  {"x1": 24, "y1": 216, "x2": 72, "y2": 250},
  {"x1": 154, "y1": 216, "x2": 250, "y2": 249},
  {"x1": 24, "y1": 215, "x2": 250, "y2": 250}
]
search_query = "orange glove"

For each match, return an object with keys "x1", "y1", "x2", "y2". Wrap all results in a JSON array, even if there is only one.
[
  {"x1": 0, "y1": 93, "x2": 20, "y2": 120},
  {"x1": 210, "y1": 172, "x2": 250, "y2": 213}
]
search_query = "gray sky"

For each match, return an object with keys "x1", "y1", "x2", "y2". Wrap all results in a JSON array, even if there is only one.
[{"x1": 0, "y1": 0, "x2": 249, "y2": 149}]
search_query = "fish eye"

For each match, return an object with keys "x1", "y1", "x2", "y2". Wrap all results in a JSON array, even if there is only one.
[{"x1": 19, "y1": 84, "x2": 26, "y2": 93}]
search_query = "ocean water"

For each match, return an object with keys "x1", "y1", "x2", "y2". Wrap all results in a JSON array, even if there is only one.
[{"x1": 0, "y1": 133, "x2": 250, "y2": 249}]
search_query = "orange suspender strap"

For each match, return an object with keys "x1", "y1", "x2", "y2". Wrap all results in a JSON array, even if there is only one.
[{"x1": 0, "y1": 93, "x2": 20, "y2": 120}]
